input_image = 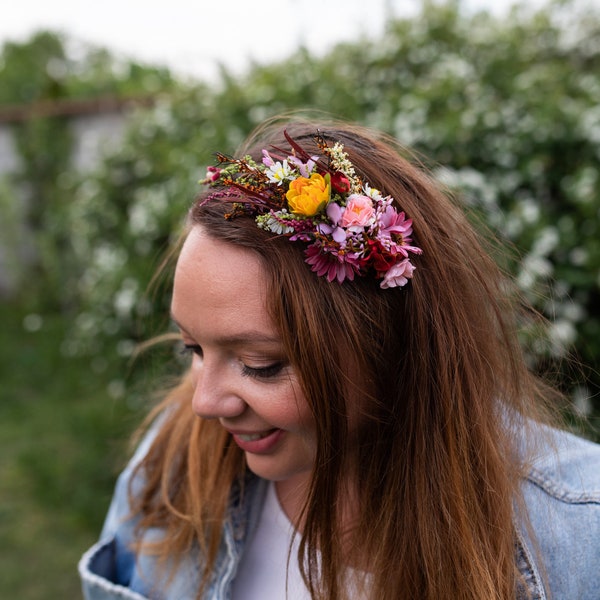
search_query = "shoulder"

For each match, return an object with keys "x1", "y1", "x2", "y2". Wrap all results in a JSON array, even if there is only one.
[
  {"x1": 79, "y1": 418, "x2": 166, "y2": 599},
  {"x1": 525, "y1": 425, "x2": 600, "y2": 494},
  {"x1": 80, "y1": 414, "x2": 269, "y2": 600},
  {"x1": 518, "y1": 426, "x2": 600, "y2": 599},
  {"x1": 100, "y1": 416, "x2": 165, "y2": 539},
  {"x1": 80, "y1": 414, "x2": 212, "y2": 599}
]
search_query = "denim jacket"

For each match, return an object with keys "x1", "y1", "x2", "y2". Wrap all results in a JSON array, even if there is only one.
[{"x1": 79, "y1": 423, "x2": 600, "y2": 599}]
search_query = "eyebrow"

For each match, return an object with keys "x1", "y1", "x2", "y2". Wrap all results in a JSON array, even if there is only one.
[{"x1": 170, "y1": 313, "x2": 282, "y2": 346}]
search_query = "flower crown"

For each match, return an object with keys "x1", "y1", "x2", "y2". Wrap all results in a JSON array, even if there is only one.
[{"x1": 201, "y1": 131, "x2": 422, "y2": 288}]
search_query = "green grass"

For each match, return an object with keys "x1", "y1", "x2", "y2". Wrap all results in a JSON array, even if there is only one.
[{"x1": 0, "y1": 303, "x2": 146, "y2": 599}]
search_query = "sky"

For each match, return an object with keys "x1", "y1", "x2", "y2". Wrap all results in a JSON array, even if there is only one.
[{"x1": 0, "y1": 0, "x2": 589, "y2": 81}]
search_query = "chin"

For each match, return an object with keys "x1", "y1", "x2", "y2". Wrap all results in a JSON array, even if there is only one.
[{"x1": 245, "y1": 453, "x2": 312, "y2": 485}]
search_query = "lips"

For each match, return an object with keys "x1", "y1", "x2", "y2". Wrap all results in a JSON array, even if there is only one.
[
  {"x1": 236, "y1": 430, "x2": 276, "y2": 442},
  {"x1": 228, "y1": 428, "x2": 283, "y2": 454}
]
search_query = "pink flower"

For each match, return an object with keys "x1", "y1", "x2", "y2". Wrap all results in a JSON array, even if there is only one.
[
  {"x1": 378, "y1": 206, "x2": 422, "y2": 257},
  {"x1": 317, "y1": 222, "x2": 347, "y2": 243},
  {"x1": 340, "y1": 195, "x2": 375, "y2": 228},
  {"x1": 380, "y1": 258, "x2": 416, "y2": 289},
  {"x1": 317, "y1": 202, "x2": 346, "y2": 242},
  {"x1": 288, "y1": 154, "x2": 318, "y2": 178},
  {"x1": 304, "y1": 243, "x2": 360, "y2": 284},
  {"x1": 262, "y1": 149, "x2": 275, "y2": 167},
  {"x1": 379, "y1": 207, "x2": 413, "y2": 238},
  {"x1": 205, "y1": 166, "x2": 222, "y2": 182},
  {"x1": 326, "y1": 201, "x2": 343, "y2": 224}
]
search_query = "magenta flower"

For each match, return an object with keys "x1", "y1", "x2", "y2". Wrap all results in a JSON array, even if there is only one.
[
  {"x1": 205, "y1": 166, "x2": 222, "y2": 182},
  {"x1": 304, "y1": 243, "x2": 360, "y2": 283},
  {"x1": 379, "y1": 206, "x2": 413, "y2": 238}
]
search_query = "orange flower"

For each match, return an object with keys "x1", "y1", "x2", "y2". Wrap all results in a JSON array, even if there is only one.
[{"x1": 286, "y1": 173, "x2": 330, "y2": 216}]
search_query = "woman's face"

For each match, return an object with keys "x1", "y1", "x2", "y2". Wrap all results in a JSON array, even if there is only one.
[{"x1": 171, "y1": 226, "x2": 317, "y2": 489}]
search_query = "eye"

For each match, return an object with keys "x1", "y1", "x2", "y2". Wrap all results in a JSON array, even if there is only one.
[
  {"x1": 180, "y1": 343, "x2": 203, "y2": 358},
  {"x1": 241, "y1": 362, "x2": 285, "y2": 380}
]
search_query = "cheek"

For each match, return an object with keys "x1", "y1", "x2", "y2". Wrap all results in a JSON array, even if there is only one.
[
  {"x1": 247, "y1": 373, "x2": 314, "y2": 432},
  {"x1": 259, "y1": 386, "x2": 314, "y2": 430}
]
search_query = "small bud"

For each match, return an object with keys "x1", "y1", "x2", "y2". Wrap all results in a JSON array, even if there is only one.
[{"x1": 330, "y1": 171, "x2": 351, "y2": 194}]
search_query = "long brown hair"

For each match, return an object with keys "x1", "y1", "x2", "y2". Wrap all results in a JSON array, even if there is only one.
[{"x1": 131, "y1": 117, "x2": 558, "y2": 599}]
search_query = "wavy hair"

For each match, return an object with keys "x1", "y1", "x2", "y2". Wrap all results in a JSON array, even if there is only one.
[{"x1": 130, "y1": 117, "x2": 559, "y2": 599}]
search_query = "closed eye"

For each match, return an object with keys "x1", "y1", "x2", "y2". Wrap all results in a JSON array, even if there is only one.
[
  {"x1": 181, "y1": 343, "x2": 203, "y2": 358},
  {"x1": 241, "y1": 362, "x2": 285, "y2": 380}
]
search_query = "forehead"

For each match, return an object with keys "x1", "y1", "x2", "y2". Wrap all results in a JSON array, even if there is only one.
[{"x1": 171, "y1": 226, "x2": 274, "y2": 340}]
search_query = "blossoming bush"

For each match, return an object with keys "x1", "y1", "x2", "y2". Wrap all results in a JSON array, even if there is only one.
[{"x1": 7, "y1": 1, "x2": 598, "y2": 424}]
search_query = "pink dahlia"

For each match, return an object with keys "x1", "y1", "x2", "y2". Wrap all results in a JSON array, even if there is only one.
[{"x1": 304, "y1": 244, "x2": 360, "y2": 284}]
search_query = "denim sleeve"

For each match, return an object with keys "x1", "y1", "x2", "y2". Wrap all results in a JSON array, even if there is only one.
[
  {"x1": 79, "y1": 421, "x2": 163, "y2": 599},
  {"x1": 520, "y1": 429, "x2": 600, "y2": 599},
  {"x1": 100, "y1": 424, "x2": 160, "y2": 541}
]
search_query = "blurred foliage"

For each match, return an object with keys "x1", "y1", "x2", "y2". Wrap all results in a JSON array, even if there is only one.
[
  {"x1": 0, "y1": 31, "x2": 176, "y2": 310},
  {"x1": 0, "y1": 30, "x2": 174, "y2": 105},
  {"x1": 2, "y1": 3, "x2": 599, "y2": 409},
  {"x1": 60, "y1": 1, "x2": 600, "y2": 416},
  {"x1": 0, "y1": 303, "x2": 145, "y2": 599}
]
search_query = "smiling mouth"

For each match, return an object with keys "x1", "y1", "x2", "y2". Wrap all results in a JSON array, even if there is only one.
[{"x1": 236, "y1": 429, "x2": 278, "y2": 442}]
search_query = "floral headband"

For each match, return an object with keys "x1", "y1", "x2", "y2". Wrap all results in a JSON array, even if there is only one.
[{"x1": 201, "y1": 131, "x2": 422, "y2": 289}]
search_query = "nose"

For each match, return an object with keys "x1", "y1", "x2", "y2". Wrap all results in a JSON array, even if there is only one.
[{"x1": 190, "y1": 356, "x2": 246, "y2": 419}]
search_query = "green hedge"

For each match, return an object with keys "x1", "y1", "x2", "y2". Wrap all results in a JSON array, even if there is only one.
[{"x1": 3, "y1": 1, "x2": 599, "y2": 421}]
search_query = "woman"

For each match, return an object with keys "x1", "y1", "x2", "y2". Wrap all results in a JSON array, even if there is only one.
[{"x1": 79, "y1": 118, "x2": 600, "y2": 599}]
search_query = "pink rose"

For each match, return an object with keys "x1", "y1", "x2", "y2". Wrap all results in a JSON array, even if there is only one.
[{"x1": 340, "y1": 195, "x2": 374, "y2": 228}]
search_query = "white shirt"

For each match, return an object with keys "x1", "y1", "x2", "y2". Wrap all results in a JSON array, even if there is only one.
[{"x1": 231, "y1": 482, "x2": 311, "y2": 599}]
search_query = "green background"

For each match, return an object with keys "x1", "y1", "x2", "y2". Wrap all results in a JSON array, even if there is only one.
[{"x1": 1, "y1": 2, "x2": 598, "y2": 597}]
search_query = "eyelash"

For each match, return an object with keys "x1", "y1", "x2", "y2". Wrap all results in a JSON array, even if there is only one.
[
  {"x1": 180, "y1": 344, "x2": 203, "y2": 357},
  {"x1": 241, "y1": 362, "x2": 284, "y2": 380},
  {"x1": 180, "y1": 344, "x2": 284, "y2": 380}
]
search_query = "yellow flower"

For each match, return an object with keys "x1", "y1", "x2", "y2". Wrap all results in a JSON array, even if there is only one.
[{"x1": 286, "y1": 173, "x2": 330, "y2": 216}]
